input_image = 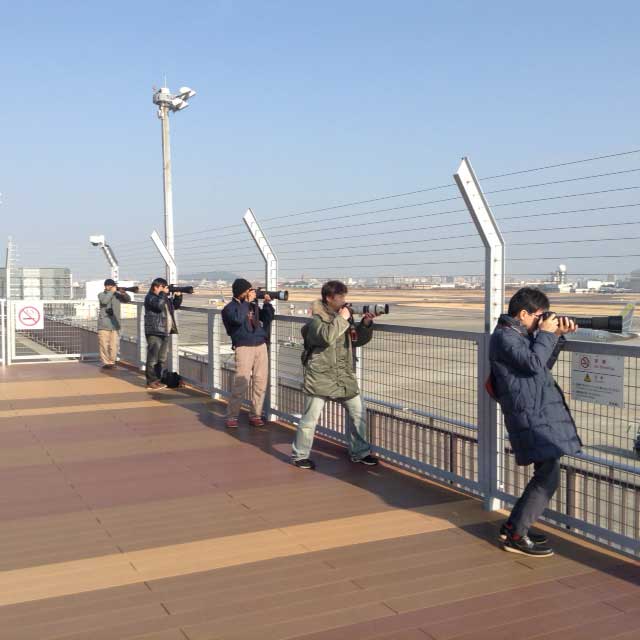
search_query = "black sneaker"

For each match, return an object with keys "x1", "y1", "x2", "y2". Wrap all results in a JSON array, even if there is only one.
[
  {"x1": 502, "y1": 533, "x2": 554, "y2": 557},
  {"x1": 352, "y1": 454, "x2": 379, "y2": 466},
  {"x1": 293, "y1": 459, "x2": 315, "y2": 470},
  {"x1": 499, "y1": 523, "x2": 548, "y2": 545}
]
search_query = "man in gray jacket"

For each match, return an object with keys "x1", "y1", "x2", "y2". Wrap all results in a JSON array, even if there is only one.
[{"x1": 97, "y1": 279, "x2": 131, "y2": 369}]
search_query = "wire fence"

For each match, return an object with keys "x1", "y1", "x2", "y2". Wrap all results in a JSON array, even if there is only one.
[
  {"x1": 37, "y1": 302, "x2": 637, "y2": 556},
  {"x1": 3, "y1": 148, "x2": 640, "y2": 557}
]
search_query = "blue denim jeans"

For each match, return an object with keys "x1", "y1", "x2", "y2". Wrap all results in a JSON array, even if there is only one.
[{"x1": 292, "y1": 394, "x2": 371, "y2": 461}]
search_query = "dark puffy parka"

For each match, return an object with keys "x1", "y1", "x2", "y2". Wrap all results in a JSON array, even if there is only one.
[
  {"x1": 489, "y1": 314, "x2": 582, "y2": 466},
  {"x1": 144, "y1": 291, "x2": 182, "y2": 337}
]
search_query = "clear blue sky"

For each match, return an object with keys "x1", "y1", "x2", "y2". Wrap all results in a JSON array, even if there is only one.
[{"x1": 1, "y1": 1, "x2": 639, "y2": 281}]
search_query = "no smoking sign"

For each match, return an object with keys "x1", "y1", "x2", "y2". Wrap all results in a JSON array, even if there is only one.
[{"x1": 15, "y1": 302, "x2": 44, "y2": 330}]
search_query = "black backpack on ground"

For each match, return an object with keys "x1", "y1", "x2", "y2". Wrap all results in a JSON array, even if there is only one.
[{"x1": 161, "y1": 371, "x2": 182, "y2": 388}]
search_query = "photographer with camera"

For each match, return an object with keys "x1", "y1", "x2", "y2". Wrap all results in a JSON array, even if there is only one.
[
  {"x1": 490, "y1": 287, "x2": 581, "y2": 557},
  {"x1": 97, "y1": 278, "x2": 132, "y2": 370},
  {"x1": 222, "y1": 279, "x2": 275, "y2": 428},
  {"x1": 144, "y1": 277, "x2": 183, "y2": 390},
  {"x1": 291, "y1": 281, "x2": 379, "y2": 469}
]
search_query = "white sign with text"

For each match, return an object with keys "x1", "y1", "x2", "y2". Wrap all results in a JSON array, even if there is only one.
[{"x1": 571, "y1": 352, "x2": 624, "y2": 408}]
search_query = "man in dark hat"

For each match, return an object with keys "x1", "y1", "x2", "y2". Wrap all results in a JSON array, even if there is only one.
[
  {"x1": 221, "y1": 279, "x2": 274, "y2": 427},
  {"x1": 97, "y1": 279, "x2": 131, "y2": 369}
]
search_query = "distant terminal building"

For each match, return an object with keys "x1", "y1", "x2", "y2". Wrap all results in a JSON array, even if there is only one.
[
  {"x1": 0, "y1": 267, "x2": 72, "y2": 299},
  {"x1": 630, "y1": 269, "x2": 640, "y2": 293}
]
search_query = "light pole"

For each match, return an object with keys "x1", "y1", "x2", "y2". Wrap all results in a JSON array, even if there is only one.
[
  {"x1": 151, "y1": 85, "x2": 196, "y2": 284},
  {"x1": 151, "y1": 84, "x2": 196, "y2": 372},
  {"x1": 89, "y1": 235, "x2": 119, "y2": 281}
]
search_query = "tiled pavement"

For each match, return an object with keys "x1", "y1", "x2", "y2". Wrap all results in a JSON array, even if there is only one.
[{"x1": 0, "y1": 362, "x2": 638, "y2": 639}]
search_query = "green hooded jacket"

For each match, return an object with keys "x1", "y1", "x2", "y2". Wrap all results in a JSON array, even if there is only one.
[{"x1": 301, "y1": 300, "x2": 373, "y2": 399}]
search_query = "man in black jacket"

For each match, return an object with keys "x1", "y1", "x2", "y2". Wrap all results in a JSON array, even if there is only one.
[
  {"x1": 144, "y1": 277, "x2": 183, "y2": 390},
  {"x1": 221, "y1": 279, "x2": 274, "y2": 427}
]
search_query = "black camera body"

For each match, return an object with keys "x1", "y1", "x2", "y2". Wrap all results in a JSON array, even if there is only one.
[
  {"x1": 256, "y1": 289, "x2": 289, "y2": 301},
  {"x1": 541, "y1": 311, "x2": 622, "y2": 333},
  {"x1": 168, "y1": 285, "x2": 194, "y2": 295}
]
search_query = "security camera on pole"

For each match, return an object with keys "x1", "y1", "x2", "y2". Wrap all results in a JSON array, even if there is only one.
[
  {"x1": 89, "y1": 235, "x2": 119, "y2": 281},
  {"x1": 151, "y1": 84, "x2": 196, "y2": 371}
]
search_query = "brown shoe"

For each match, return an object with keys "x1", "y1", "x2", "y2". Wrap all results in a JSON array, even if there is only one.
[{"x1": 147, "y1": 381, "x2": 167, "y2": 390}]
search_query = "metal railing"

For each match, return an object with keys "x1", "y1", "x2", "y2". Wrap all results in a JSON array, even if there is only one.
[
  {"x1": 8, "y1": 300, "x2": 640, "y2": 557},
  {"x1": 498, "y1": 340, "x2": 640, "y2": 556}
]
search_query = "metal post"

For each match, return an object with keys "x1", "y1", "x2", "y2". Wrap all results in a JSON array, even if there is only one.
[
  {"x1": 90, "y1": 236, "x2": 120, "y2": 282},
  {"x1": 150, "y1": 230, "x2": 179, "y2": 372},
  {"x1": 207, "y1": 310, "x2": 215, "y2": 394},
  {"x1": 211, "y1": 312, "x2": 223, "y2": 399},
  {"x1": 243, "y1": 209, "x2": 278, "y2": 421},
  {"x1": 4, "y1": 244, "x2": 10, "y2": 366},
  {"x1": 5, "y1": 237, "x2": 12, "y2": 303},
  {"x1": 136, "y1": 303, "x2": 146, "y2": 370},
  {"x1": 0, "y1": 299, "x2": 5, "y2": 366},
  {"x1": 159, "y1": 105, "x2": 176, "y2": 285},
  {"x1": 454, "y1": 158, "x2": 505, "y2": 332},
  {"x1": 454, "y1": 157, "x2": 505, "y2": 511},
  {"x1": 158, "y1": 105, "x2": 179, "y2": 372},
  {"x1": 6, "y1": 300, "x2": 13, "y2": 366},
  {"x1": 101, "y1": 244, "x2": 119, "y2": 281}
]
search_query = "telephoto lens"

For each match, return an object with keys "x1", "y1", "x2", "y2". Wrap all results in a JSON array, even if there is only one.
[
  {"x1": 256, "y1": 289, "x2": 289, "y2": 301},
  {"x1": 168, "y1": 285, "x2": 195, "y2": 294},
  {"x1": 346, "y1": 303, "x2": 390, "y2": 316},
  {"x1": 541, "y1": 311, "x2": 622, "y2": 333}
]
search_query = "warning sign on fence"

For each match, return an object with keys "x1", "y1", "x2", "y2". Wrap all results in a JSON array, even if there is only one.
[
  {"x1": 571, "y1": 351, "x2": 624, "y2": 408},
  {"x1": 15, "y1": 302, "x2": 44, "y2": 331}
]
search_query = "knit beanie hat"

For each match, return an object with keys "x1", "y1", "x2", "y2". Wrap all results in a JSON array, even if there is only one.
[{"x1": 232, "y1": 278, "x2": 253, "y2": 299}]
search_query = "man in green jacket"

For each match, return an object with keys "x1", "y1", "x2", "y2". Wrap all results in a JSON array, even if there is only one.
[{"x1": 291, "y1": 280, "x2": 379, "y2": 469}]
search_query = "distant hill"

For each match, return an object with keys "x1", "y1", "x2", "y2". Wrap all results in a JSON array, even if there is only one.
[{"x1": 181, "y1": 270, "x2": 240, "y2": 282}]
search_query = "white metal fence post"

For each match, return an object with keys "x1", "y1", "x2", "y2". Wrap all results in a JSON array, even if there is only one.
[
  {"x1": 136, "y1": 302, "x2": 146, "y2": 370},
  {"x1": 207, "y1": 310, "x2": 215, "y2": 395},
  {"x1": 454, "y1": 157, "x2": 505, "y2": 511},
  {"x1": 0, "y1": 299, "x2": 5, "y2": 366},
  {"x1": 6, "y1": 300, "x2": 13, "y2": 366},
  {"x1": 243, "y1": 209, "x2": 279, "y2": 421},
  {"x1": 150, "y1": 230, "x2": 180, "y2": 373},
  {"x1": 211, "y1": 311, "x2": 223, "y2": 400}
]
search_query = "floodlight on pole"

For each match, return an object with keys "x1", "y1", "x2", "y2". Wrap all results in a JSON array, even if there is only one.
[
  {"x1": 89, "y1": 234, "x2": 119, "y2": 281},
  {"x1": 151, "y1": 84, "x2": 196, "y2": 284},
  {"x1": 152, "y1": 83, "x2": 196, "y2": 371}
]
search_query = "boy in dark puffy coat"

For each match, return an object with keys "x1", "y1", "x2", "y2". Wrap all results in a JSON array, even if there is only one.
[{"x1": 490, "y1": 287, "x2": 581, "y2": 557}]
